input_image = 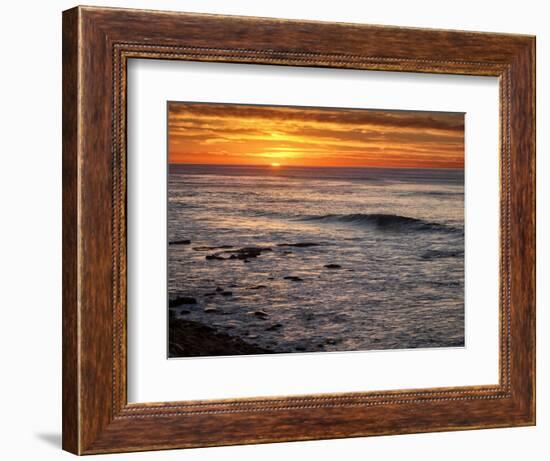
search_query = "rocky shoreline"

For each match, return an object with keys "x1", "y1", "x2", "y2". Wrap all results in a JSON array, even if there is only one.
[
  {"x1": 168, "y1": 240, "x2": 350, "y2": 356},
  {"x1": 168, "y1": 315, "x2": 272, "y2": 357}
]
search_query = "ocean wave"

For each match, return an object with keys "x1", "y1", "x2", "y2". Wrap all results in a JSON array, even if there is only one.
[{"x1": 302, "y1": 213, "x2": 462, "y2": 234}]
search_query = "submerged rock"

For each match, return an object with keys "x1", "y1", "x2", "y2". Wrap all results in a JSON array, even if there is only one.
[
  {"x1": 205, "y1": 254, "x2": 226, "y2": 261},
  {"x1": 203, "y1": 246, "x2": 272, "y2": 262},
  {"x1": 277, "y1": 242, "x2": 320, "y2": 248},
  {"x1": 249, "y1": 310, "x2": 269, "y2": 319},
  {"x1": 284, "y1": 276, "x2": 304, "y2": 282},
  {"x1": 227, "y1": 246, "x2": 272, "y2": 259},
  {"x1": 169, "y1": 296, "x2": 197, "y2": 307},
  {"x1": 193, "y1": 245, "x2": 234, "y2": 251},
  {"x1": 325, "y1": 338, "x2": 341, "y2": 345},
  {"x1": 421, "y1": 249, "x2": 463, "y2": 260}
]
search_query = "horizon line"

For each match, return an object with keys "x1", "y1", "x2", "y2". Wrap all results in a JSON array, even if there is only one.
[{"x1": 168, "y1": 162, "x2": 465, "y2": 171}]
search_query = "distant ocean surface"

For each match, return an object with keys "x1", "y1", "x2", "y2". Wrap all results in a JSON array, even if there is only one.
[{"x1": 168, "y1": 164, "x2": 465, "y2": 354}]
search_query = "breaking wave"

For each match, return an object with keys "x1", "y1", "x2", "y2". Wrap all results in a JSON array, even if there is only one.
[{"x1": 302, "y1": 213, "x2": 462, "y2": 234}]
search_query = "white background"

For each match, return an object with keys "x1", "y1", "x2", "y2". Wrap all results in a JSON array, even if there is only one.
[
  {"x1": 128, "y1": 61, "x2": 499, "y2": 402},
  {"x1": 0, "y1": 1, "x2": 546, "y2": 460}
]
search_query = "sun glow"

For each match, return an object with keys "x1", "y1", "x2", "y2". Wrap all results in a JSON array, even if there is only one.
[{"x1": 168, "y1": 102, "x2": 465, "y2": 169}]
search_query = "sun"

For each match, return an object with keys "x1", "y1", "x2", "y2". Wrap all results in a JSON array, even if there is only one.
[{"x1": 270, "y1": 162, "x2": 281, "y2": 167}]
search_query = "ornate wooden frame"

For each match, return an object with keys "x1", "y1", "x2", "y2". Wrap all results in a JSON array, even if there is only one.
[{"x1": 62, "y1": 5, "x2": 535, "y2": 455}]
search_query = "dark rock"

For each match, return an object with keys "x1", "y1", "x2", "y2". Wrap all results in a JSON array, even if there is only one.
[
  {"x1": 203, "y1": 307, "x2": 219, "y2": 313},
  {"x1": 179, "y1": 309, "x2": 191, "y2": 315},
  {"x1": 277, "y1": 242, "x2": 320, "y2": 248},
  {"x1": 168, "y1": 318, "x2": 272, "y2": 357},
  {"x1": 324, "y1": 264, "x2": 342, "y2": 269},
  {"x1": 248, "y1": 285, "x2": 267, "y2": 290},
  {"x1": 284, "y1": 276, "x2": 304, "y2": 282},
  {"x1": 225, "y1": 246, "x2": 272, "y2": 260},
  {"x1": 205, "y1": 254, "x2": 226, "y2": 261},
  {"x1": 295, "y1": 346, "x2": 306, "y2": 351},
  {"x1": 220, "y1": 291, "x2": 233, "y2": 296},
  {"x1": 249, "y1": 310, "x2": 269, "y2": 319},
  {"x1": 325, "y1": 338, "x2": 341, "y2": 345},
  {"x1": 193, "y1": 245, "x2": 234, "y2": 251},
  {"x1": 265, "y1": 323, "x2": 283, "y2": 331},
  {"x1": 169, "y1": 296, "x2": 197, "y2": 307},
  {"x1": 421, "y1": 249, "x2": 463, "y2": 260},
  {"x1": 203, "y1": 292, "x2": 216, "y2": 297},
  {"x1": 204, "y1": 246, "x2": 272, "y2": 262},
  {"x1": 303, "y1": 312, "x2": 314, "y2": 321},
  {"x1": 215, "y1": 286, "x2": 224, "y2": 292},
  {"x1": 169, "y1": 239, "x2": 191, "y2": 245}
]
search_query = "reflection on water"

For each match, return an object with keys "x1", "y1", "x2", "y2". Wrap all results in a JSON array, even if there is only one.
[{"x1": 168, "y1": 164, "x2": 465, "y2": 355}]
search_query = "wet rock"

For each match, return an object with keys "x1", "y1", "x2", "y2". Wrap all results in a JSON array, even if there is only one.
[
  {"x1": 277, "y1": 242, "x2": 320, "y2": 248},
  {"x1": 226, "y1": 246, "x2": 272, "y2": 260},
  {"x1": 248, "y1": 285, "x2": 267, "y2": 290},
  {"x1": 204, "y1": 246, "x2": 272, "y2": 262},
  {"x1": 325, "y1": 338, "x2": 341, "y2": 345},
  {"x1": 421, "y1": 249, "x2": 463, "y2": 260},
  {"x1": 284, "y1": 276, "x2": 304, "y2": 282},
  {"x1": 169, "y1": 239, "x2": 191, "y2": 245},
  {"x1": 249, "y1": 310, "x2": 269, "y2": 319},
  {"x1": 193, "y1": 245, "x2": 234, "y2": 251},
  {"x1": 205, "y1": 254, "x2": 226, "y2": 261},
  {"x1": 169, "y1": 318, "x2": 272, "y2": 357},
  {"x1": 324, "y1": 264, "x2": 342, "y2": 269},
  {"x1": 169, "y1": 296, "x2": 197, "y2": 307}
]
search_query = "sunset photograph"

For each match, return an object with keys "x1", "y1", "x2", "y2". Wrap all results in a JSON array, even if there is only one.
[{"x1": 167, "y1": 101, "x2": 465, "y2": 358}]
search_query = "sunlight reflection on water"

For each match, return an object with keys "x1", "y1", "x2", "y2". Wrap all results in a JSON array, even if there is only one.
[{"x1": 168, "y1": 165, "x2": 464, "y2": 354}]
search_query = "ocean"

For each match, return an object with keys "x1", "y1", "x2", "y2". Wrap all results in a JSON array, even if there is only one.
[{"x1": 168, "y1": 164, "x2": 465, "y2": 356}]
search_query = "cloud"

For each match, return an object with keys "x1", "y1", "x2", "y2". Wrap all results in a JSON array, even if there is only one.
[{"x1": 168, "y1": 102, "x2": 464, "y2": 168}]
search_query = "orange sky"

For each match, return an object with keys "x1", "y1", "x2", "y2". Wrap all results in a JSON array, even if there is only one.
[{"x1": 168, "y1": 102, "x2": 464, "y2": 169}]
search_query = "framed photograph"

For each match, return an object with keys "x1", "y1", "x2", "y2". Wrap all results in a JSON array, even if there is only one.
[{"x1": 62, "y1": 6, "x2": 535, "y2": 455}]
